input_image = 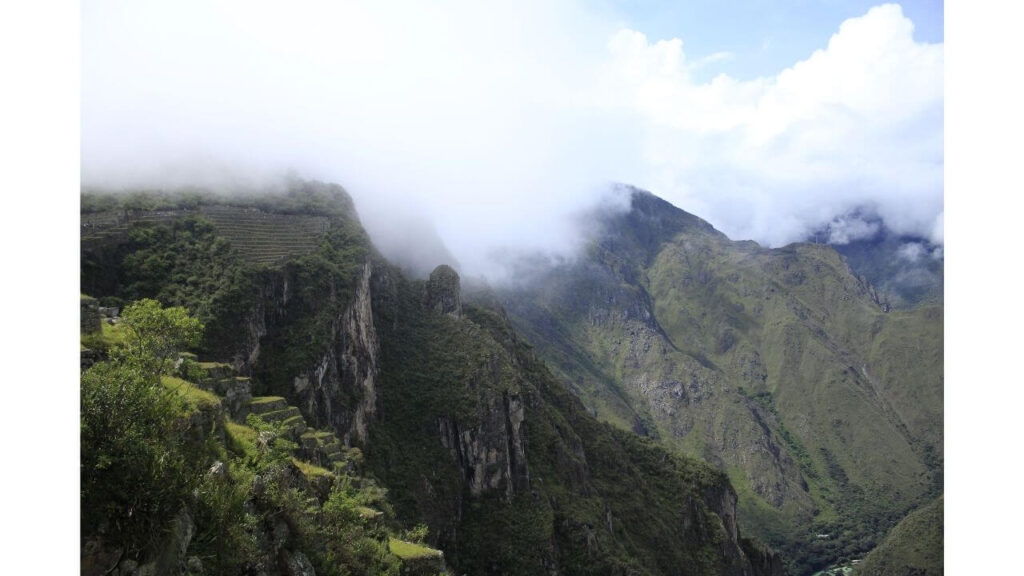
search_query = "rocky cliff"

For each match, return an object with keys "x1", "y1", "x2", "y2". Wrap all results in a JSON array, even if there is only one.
[{"x1": 253, "y1": 258, "x2": 381, "y2": 446}]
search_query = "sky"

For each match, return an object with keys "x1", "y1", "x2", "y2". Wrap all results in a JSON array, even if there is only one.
[{"x1": 81, "y1": 0, "x2": 944, "y2": 276}]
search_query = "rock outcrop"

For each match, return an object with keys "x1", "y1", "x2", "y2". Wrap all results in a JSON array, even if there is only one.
[
  {"x1": 232, "y1": 257, "x2": 381, "y2": 449},
  {"x1": 81, "y1": 295, "x2": 102, "y2": 334},
  {"x1": 292, "y1": 259, "x2": 380, "y2": 446},
  {"x1": 423, "y1": 264, "x2": 462, "y2": 318},
  {"x1": 438, "y1": 390, "x2": 529, "y2": 500}
]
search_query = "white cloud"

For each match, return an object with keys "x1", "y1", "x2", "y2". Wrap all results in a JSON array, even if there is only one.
[
  {"x1": 82, "y1": 2, "x2": 943, "y2": 277},
  {"x1": 599, "y1": 3, "x2": 943, "y2": 247},
  {"x1": 826, "y1": 215, "x2": 882, "y2": 245},
  {"x1": 897, "y1": 242, "x2": 926, "y2": 262}
]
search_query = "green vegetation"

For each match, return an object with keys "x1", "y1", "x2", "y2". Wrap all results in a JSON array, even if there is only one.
[
  {"x1": 252, "y1": 216, "x2": 370, "y2": 392},
  {"x1": 80, "y1": 300, "x2": 208, "y2": 556},
  {"x1": 225, "y1": 420, "x2": 259, "y2": 458},
  {"x1": 498, "y1": 189, "x2": 943, "y2": 574},
  {"x1": 81, "y1": 298, "x2": 442, "y2": 575},
  {"x1": 367, "y1": 269, "x2": 772, "y2": 575},
  {"x1": 388, "y1": 538, "x2": 443, "y2": 560},
  {"x1": 81, "y1": 178, "x2": 358, "y2": 217},
  {"x1": 81, "y1": 181, "x2": 371, "y2": 371},
  {"x1": 81, "y1": 213, "x2": 259, "y2": 359},
  {"x1": 160, "y1": 375, "x2": 220, "y2": 410},
  {"x1": 79, "y1": 319, "x2": 126, "y2": 353},
  {"x1": 853, "y1": 495, "x2": 943, "y2": 575}
]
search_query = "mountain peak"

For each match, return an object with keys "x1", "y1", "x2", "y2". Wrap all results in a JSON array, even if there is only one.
[{"x1": 585, "y1": 186, "x2": 727, "y2": 267}]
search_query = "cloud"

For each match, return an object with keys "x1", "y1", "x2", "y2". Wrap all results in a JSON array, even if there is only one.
[
  {"x1": 598, "y1": 4, "x2": 943, "y2": 247},
  {"x1": 82, "y1": 2, "x2": 943, "y2": 277},
  {"x1": 825, "y1": 214, "x2": 882, "y2": 245},
  {"x1": 897, "y1": 242, "x2": 926, "y2": 262}
]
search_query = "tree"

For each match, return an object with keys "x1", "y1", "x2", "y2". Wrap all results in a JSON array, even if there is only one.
[{"x1": 114, "y1": 298, "x2": 203, "y2": 376}]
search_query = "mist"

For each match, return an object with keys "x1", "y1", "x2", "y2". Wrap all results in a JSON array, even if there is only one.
[{"x1": 82, "y1": 1, "x2": 943, "y2": 278}]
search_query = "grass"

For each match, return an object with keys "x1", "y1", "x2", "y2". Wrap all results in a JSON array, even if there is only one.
[
  {"x1": 225, "y1": 421, "x2": 258, "y2": 457},
  {"x1": 291, "y1": 457, "x2": 331, "y2": 478},
  {"x1": 357, "y1": 506, "x2": 382, "y2": 519},
  {"x1": 161, "y1": 375, "x2": 221, "y2": 410},
  {"x1": 388, "y1": 538, "x2": 442, "y2": 560},
  {"x1": 282, "y1": 414, "x2": 305, "y2": 428},
  {"x1": 250, "y1": 396, "x2": 287, "y2": 405},
  {"x1": 80, "y1": 321, "x2": 127, "y2": 351}
]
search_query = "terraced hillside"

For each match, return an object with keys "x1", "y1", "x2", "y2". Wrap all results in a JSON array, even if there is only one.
[
  {"x1": 198, "y1": 205, "x2": 330, "y2": 266},
  {"x1": 81, "y1": 205, "x2": 330, "y2": 267},
  {"x1": 83, "y1": 339, "x2": 447, "y2": 576}
]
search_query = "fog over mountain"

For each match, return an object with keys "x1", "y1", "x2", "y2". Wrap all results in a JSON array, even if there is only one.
[{"x1": 83, "y1": 1, "x2": 942, "y2": 277}]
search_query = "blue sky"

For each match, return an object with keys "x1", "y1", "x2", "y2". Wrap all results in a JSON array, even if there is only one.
[{"x1": 603, "y1": 0, "x2": 943, "y2": 81}]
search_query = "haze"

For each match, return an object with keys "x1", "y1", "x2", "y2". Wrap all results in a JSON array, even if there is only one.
[{"x1": 82, "y1": 1, "x2": 943, "y2": 277}]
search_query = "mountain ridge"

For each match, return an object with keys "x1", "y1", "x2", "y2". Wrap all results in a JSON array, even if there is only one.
[{"x1": 495, "y1": 187, "x2": 943, "y2": 574}]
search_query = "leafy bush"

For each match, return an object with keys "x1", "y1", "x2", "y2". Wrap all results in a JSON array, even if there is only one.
[
  {"x1": 317, "y1": 483, "x2": 402, "y2": 576},
  {"x1": 80, "y1": 301, "x2": 206, "y2": 554}
]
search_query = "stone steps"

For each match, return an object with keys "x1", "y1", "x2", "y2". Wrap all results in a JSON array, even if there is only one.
[
  {"x1": 249, "y1": 397, "x2": 288, "y2": 414},
  {"x1": 298, "y1": 429, "x2": 350, "y2": 467},
  {"x1": 281, "y1": 414, "x2": 307, "y2": 436},
  {"x1": 260, "y1": 406, "x2": 302, "y2": 423},
  {"x1": 179, "y1": 355, "x2": 350, "y2": 471}
]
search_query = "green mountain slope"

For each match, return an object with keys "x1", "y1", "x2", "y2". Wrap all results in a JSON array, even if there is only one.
[
  {"x1": 497, "y1": 187, "x2": 943, "y2": 574},
  {"x1": 853, "y1": 495, "x2": 943, "y2": 575},
  {"x1": 81, "y1": 182, "x2": 782, "y2": 575}
]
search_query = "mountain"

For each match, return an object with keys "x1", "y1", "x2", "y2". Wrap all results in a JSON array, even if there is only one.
[
  {"x1": 808, "y1": 213, "x2": 943, "y2": 310},
  {"x1": 853, "y1": 495, "x2": 943, "y2": 576},
  {"x1": 495, "y1": 187, "x2": 943, "y2": 575},
  {"x1": 80, "y1": 181, "x2": 782, "y2": 575}
]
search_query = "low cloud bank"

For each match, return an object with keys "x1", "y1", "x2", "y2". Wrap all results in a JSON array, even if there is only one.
[{"x1": 83, "y1": 1, "x2": 942, "y2": 277}]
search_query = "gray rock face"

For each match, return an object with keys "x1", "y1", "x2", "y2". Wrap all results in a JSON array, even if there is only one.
[
  {"x1": 424, "y1": 264, "x2": 462, "y2": 318},
  {"x1": 282, "y1": 550, "x2": 316, "y2": 576},
  {"x1": 237, "y1": 258, "x2": 382, "y2": 448},
  {"x1": 293, "y1": 259, "x2": 380, "y2": 446},
  {"x1": 139, "y1": 508, "x2": 195, "y2": 576},
  {"x1": 81, "y1": 347, "x2": 100, "y2": 371},
  {"x1": 81, "y1": 296, "x2": 102, "y2": 334},
  {"x1": 438, "y1": 391, "x2": 529, "y2": 500}
]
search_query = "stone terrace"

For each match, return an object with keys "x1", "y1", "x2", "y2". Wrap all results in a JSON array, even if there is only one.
[{"x1": 81, "y1": 205, "x2": 331, "y2": 267}]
